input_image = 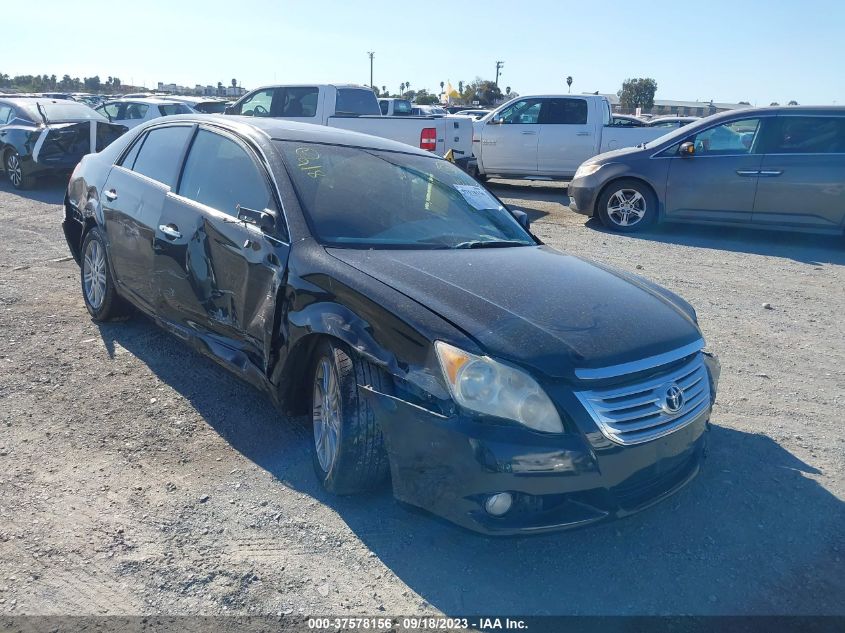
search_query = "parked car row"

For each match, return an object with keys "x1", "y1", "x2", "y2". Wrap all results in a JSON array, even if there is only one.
[{"x1": 62, "y1": 113, "x2": 720, "y2": 534}]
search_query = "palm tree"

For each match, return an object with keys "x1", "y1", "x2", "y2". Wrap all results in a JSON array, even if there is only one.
[
  {"x1": 405, "y1": 81, "x2": 410, "y2": 94},
  {"x1": 231, "y1": 78, "x2": 237, "y2": 88},
  {"x1": 506, "y1": 86, "x2": 511, "y2": 95},
  {"x1": 440, "y1": 81, "x2": 445, "y2": 94},
  {"x1": 400, "y1": 82, "x2": 405, "y2": 95},
  {"x1": 566, "y1": 76, "x2": 573, "y2": 93},
  {"x1": 381, "y1": 86, "x2": 386, "y2": 95},
  {"x1": 458, "y1": 80, "x2": 464, "y2": 94}
]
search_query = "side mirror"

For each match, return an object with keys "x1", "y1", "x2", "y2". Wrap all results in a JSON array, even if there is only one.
[
  {"x1": 225, "y1": 104, "x2": 239, "y2": 115},
  {"x1": 237, "y1": 205, "x2": 275, "y2": 232},
  {"x1": 679, "y1": 141, "x2": 695, "y2": 157},
  {"x1": 489, "y1": 116, "x2": 504, "y2": 125},
  {"x1": 511, "y1": 208, "x2": 531, "y2": 231}
]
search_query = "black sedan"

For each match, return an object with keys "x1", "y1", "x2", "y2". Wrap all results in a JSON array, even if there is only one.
[
  {"x1": 63, "y1": 115, "x2": 719, "y2": 534},
  {"x1": 1, "y1": 98, "x2": 126, "y2": 189}
]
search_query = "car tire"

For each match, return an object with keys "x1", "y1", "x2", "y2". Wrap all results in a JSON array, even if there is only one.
[
  {"x1": 310, "y1": 339, "x2": 390, "y2": 495},
  {"x1": 4, "y1": 149, "x2": 35, "y2": 190},
  {"x1": 597, "y1": 179, "x2": 657, "y2": 232},
  {"x1": 80, "y1": 226, "x2": 131, "y2": 321}
]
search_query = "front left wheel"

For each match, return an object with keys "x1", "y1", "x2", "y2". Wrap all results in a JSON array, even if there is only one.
[
  {"x1": 310, "y1": 339, "x2": 390, "y2": 495},
  {"x1": 596, "y1": 179, "x2": 657, "y2": 232}
]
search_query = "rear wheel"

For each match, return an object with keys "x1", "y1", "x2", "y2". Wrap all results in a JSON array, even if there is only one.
[
  {"x1": 597, "y1": 179, "x2": 657, "y2": 232},
  {"x1": 311, "y1": 339, "x2": 390, "y2": 494},
  {"x1": 80, "y1": 227, "x2": 131, "y2": 321},
  {"x1": 5, "y1": 150, "x2": 34, "y2": 190}
]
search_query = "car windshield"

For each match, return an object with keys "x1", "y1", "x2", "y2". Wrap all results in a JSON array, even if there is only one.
[{"x1": 277, "y1": 141, "x2": 534, "y2": 249}]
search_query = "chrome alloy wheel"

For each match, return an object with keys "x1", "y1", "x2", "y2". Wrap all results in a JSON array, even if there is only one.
[
  {"x1": 313, "y1": 358, "x2": 341, "y2": 473},
  {"x1": 607, "y1": 189, "x2": 647, "y2": 227},
  {"x1": 82, "y1": 239, "x2": 107, "y2": 310},
  {"x1": 6, "y1": 153, "x2": 22, "y2": 187}
]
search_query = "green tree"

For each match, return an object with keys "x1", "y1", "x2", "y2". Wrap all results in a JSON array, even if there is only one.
[
  {"x1": 770, "y1": 102, "x2": 779, "y2": 106},
  {"x1": 461, "y1": 78, "x2": 504, "y2": 106},
  {"x1": 618, "y1": 77, "x2": 658, "y2": 111},
  {"x1": 787, "y1": 100, "x2": 798, "y2": 106}
]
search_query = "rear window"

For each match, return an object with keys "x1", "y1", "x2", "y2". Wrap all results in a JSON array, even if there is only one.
[
  {"x1": 541, "y1": 99, "x2": 588, "y2": 125},
  {"x1": 158, "y1": 103, "x2": 193, "y2": 116},
  {"x1": 335, "y1": 89, "x2": 380, "y2": 116},
  {"x1": 392, "y1": 100, "x2": 412, "y2": 115},
  {"x1": 23, "y1": 101, "x2": 107, "y2": 123}
]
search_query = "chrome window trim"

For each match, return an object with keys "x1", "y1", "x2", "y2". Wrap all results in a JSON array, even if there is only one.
[{"x1": 575, "y1": 338, "x2": 705, "y2": 380}]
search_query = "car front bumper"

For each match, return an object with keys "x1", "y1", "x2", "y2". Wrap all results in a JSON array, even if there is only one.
[
  {"x1": 364, "y1": 385, "x2": 711, "y2": 535},
  {"x1": 567, "y1": 177, "x2": 601, "y2": 218}
]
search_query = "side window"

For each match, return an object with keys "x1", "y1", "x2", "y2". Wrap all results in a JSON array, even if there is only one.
[
  {"x1": 99, "y1": 103, "x2": 121, "y2": 119},
  {"x1": 335, "y1": 88, "x2": 380, "y2": 116},
  {"x1": 124, "y1": 103, "x2": 149, "y2": 120},
  {"x1": 238, "y1": 90, "x2": 273, "y2": 117},
  {"x1": 178, "y1": 129, "x2": 274, "y2": 217},
  {"x1": 275, "y1": 87, "x2": 319, "y2": 117},
  {"x1": 763, "y1": 116, "x2": 845, "y2": 154},
  {"x1": 0, "y1": 105, "x2": 11, "y2": 124},
  {"x1": 690, "y1": 118, "x2": 761, "y2": 155},
  {"x1": 158, "y1": 103, "x2": 192, "y2": 116},
  {"x1": 130, "y1": 126, "x2": 193, "y2": 188},
  {"x1": 498, "y1": 99, "x2": 542, "y2": 124},
  {"x1": 119, "y1": 133, "x2": 146, "y2": 169},
  {"x1": 540, "y1": 99, "x2": 588, "y2": 124}
]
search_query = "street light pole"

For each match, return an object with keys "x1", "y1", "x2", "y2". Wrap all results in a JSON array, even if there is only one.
[
  {"x1": 495, "y1": 61, "x2": 504, "y2": 87},
  {"x1": 367, "y1": 51, "x2": 375, "y2": 89}
]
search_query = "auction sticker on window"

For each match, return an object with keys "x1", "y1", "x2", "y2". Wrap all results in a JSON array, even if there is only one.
[{"x1": 454, "y1": 184, "x2": 502, "y2": 210}]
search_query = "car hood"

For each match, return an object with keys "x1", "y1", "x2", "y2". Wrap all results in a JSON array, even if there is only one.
[
  {"x1": 327, "y1": 245, "x2": 702, "y2": 380},
  {"x1": 590, "y1": 145, "x2": 647, "y2": 164}
]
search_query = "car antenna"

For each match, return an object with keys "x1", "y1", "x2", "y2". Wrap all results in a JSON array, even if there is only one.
[{"x1": 36, "y1": 102, "x2": 49, "y2": 125}]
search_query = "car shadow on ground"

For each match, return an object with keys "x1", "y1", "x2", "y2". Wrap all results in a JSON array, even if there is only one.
[
  {"x1": 487, "y1": 181, "x2": 570, "y2": 225},
  {"x1": 584, "y1": 217, "x2": 845, "y2": 266},
  {"x1": 97, "y1": 316, "x2": 845, "y2": 616},
  {"x1": 0, "y1": 173, "x2": 67, "y2": 205}
]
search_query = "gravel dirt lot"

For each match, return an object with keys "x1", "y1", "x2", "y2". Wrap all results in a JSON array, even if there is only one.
[{"x1": 0, "y1": 175, "x2": 843, "y2": 618}]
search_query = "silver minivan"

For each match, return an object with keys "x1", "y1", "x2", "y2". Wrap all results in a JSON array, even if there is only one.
[{"x1": 568, "y1": 106, "x2": 845, "y2": 233}]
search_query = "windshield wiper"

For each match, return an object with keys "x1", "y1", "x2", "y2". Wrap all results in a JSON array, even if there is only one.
[{"x1": 453, "y1": 239, "x2": 529, "y2": 249}]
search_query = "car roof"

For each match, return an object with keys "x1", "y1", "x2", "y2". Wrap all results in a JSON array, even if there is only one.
[
  {"x1": 0, "y1": 97, "x2": 91, "y2": 106},
  {"x1": 101, "y1": 97, "x2": 180, "y2": 105},
  {"x1": 143, "y1": 114, "x2": 438, "y2": 157}
]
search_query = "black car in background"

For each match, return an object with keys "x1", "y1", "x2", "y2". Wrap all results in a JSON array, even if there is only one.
[
  {"x1": 1, "y1": 98, "x2": 127, "y2": 189},
  {"x1": 63, "y1": 115, "x2": 719, "y2": 534}
]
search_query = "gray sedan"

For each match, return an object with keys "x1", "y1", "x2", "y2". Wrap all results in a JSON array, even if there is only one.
[{"x1": 568, "y1": 106, "x2": 845, "y2": 233}]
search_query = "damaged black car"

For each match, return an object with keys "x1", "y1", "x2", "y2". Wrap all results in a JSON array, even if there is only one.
[
  {"x1": 63, "y1": 115, "x2": 720, "y2": 534},
  {"x1": 1, "y1": 97, "x2": 126, "y2": 189}
]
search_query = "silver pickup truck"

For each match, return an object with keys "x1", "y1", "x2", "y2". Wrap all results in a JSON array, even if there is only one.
[{"x1": 226, "y1": 84, "x2": 473, "y2": 163}]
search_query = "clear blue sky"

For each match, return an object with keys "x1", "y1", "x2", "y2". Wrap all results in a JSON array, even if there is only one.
[{"x1": 7, "y1": 0, "x2": 844, "y2": 105}]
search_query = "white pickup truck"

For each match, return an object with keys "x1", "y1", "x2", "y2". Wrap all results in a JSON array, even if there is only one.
[
  {"x1": 226, "y1": 84, "x2": 473, "y2": 163},
  {"x1": 470, "y1": 94, "x2": 670, "y2": 180}
]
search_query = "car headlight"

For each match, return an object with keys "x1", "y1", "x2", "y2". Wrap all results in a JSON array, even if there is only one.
[
  {"x1": 573, "y1": 163, "x2": 602, "y2": 180},
  {"x1": 434, "y1": 341, "x2": 563, "y2": 433}
]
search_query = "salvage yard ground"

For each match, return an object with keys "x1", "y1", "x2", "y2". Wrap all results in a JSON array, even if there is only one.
[{"x1": 0, "y1": 177, "x2": 843, "y2": 616}]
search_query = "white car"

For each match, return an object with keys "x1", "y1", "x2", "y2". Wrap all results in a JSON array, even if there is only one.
[
  {"x1": 95, "y1": 98, "x2": 193, "y2": 129},
  {"x1": 647, "y1": 116, "x2": 700, "y2": 129}
]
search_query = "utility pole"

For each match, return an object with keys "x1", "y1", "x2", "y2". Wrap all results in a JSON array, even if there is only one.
[
  {"x1": 367, "y1": 51, "x2": 375, "y2": 89},
  {"x1": 495, "y1": 61, "x2": 504, "y2": 87}
]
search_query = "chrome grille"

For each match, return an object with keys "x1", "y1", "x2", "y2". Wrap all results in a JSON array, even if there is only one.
[{"x1": 574, "y1": 353, "x2": 711, "y2": 445}]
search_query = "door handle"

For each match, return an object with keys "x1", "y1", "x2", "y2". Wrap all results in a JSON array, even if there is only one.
[
  {"x1": 576, "y1": 132, "x2": 592, "y2": 136},
  {"x1": 735, "y1": 170, "x2": 760, "y2": 177},
  {"x1": 104, "y1": 189, "x2": 118, "y2": 201},
  {"x1": 158, "y1": 224, "x2": 182, "y2": 240},
  {"x1": 759, "y1": 170, "x2": 783, "y2": 177},
  {"x1": 521, "y1": 130, "x2": 538, "y2": 135}
]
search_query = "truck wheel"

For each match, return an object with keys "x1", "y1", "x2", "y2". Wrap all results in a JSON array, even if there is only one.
[
  {"x1": 80, "y1": 227, "x2": 131, "y2": 321},
  {"x1": 5, "y1": 150, "x2": 34, "y2": 190},
  {"x1": 597, "y1": 179, "x2": 657, "y2": 232},
  {"x1": 310, "y1": 339, "x2": 390, "y2": 495}
]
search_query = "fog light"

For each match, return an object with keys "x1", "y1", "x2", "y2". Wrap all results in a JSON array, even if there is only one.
[{"x1": 484, "y1": 492, "x2": 513, "y2": 517}]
